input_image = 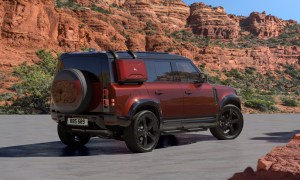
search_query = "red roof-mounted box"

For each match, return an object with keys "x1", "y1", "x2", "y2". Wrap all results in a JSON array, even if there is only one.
[{"x1": 116, "y1": 59, "x2": 148, "y2": 83}]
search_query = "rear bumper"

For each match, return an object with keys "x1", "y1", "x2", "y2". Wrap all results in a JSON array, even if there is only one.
[{"x1": 51, "y1": 111, "x2": 131, "y2": 128}]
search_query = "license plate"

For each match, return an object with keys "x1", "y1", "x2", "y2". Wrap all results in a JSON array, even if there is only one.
[{"x1": 67, "y1": 117, "x2": 88, "y2": 126}]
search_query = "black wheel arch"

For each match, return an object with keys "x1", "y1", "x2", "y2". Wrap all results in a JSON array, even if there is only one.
[
  {"x1": 128, "y1": 99, "x2": 162, "y2": 129},
  {"x1": 220, "y1": 94, "x2": 241, "y2": 110}
]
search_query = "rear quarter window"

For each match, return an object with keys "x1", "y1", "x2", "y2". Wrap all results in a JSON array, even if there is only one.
[{"x1": 145, "y1": 60, "x2": 173, "y2": 82}]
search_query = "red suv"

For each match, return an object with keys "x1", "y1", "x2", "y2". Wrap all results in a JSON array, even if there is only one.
[{"x1": 51, "y1": 51, "x2": 243, "y2": 153}]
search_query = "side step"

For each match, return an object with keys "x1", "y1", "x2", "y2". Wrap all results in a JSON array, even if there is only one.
[{"x1": 161, "y1": 127, "x2": 208, "y2": 135}]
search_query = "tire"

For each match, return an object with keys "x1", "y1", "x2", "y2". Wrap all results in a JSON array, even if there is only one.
[
  {"x1": 210, "y1": 105, "x2": 244, "y2": 140},
  {"x1": 124, "y1": 110, "x2": 160, "y2": 153},
  {"x1": 57, "y1": 124, "x2": 91, "y2": 147},
  {"x1": 51, "y1": 69, "x2": 92, "y2": 114}
]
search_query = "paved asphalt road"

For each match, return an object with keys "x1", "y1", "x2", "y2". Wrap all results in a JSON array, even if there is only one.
[{"x1": 0, "y1": 114, "x2": 299, "y2": 180}]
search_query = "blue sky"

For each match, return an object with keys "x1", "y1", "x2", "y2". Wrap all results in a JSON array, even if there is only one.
[{"x1": 183, "y1": 0, "x2": 300, "y2": 22}]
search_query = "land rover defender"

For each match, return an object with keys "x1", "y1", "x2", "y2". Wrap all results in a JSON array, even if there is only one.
[{"x1": 51, "y1": 51, "x2": 243, "y2": 153}]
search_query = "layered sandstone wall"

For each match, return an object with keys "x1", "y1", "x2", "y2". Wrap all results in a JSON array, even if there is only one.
[
  {"x1": 0, "y1": 0, "x2": 299, "y2": 73},
  {"x1": 197, "y1": 46, "x2": 300, "y2": 72},
  {"x1": 241, "y1": 11, "x2": 297, "y2": 39},
  {"x1": 188, "y1": 3, "x2": 240, "y2": 40},
  {"x1": 123, "y1": 0, "x2": 190, "y2": 31}
]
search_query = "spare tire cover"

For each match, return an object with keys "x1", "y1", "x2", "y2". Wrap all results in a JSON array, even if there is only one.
[{"x1": 51, "y1": 69, "x2": 92, "y2": 114}]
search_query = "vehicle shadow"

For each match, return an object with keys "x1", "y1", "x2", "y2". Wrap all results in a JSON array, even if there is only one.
[
  {"x1": 0, "y1": 133, "x2": 215, "y2": 157},
  {"x1": 251, "y1": 130, "x2": 300, "y2": 143}
]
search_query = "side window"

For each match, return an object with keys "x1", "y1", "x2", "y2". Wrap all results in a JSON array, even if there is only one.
[
  {"x1": 145, "y1": 61, "x2": 173, "y2": 82},
  {"x1": 145, "y1": 60, "x2": 157, "y2": 82},
  {"x1": 176, "y1": 61, "x2": 199, "y2": 82},
  {"x1": 154, "y1": 61, "x2": 173, "y2": 82}
]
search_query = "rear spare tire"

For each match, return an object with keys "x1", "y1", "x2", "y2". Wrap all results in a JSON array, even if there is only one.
[{"x1": 51, "y1": 69, "x2": 92, "y2": 114}]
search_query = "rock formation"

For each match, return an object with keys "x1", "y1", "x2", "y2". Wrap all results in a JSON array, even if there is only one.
[
  {"x1": 241, "y1": 11, "x2": 297, "y2": 39},
  {"x1": 257, "y1": 134, "x2": 300, "y2": 175},
  {"x1": 123, "y1": 0, "x2": 190, "y2": 31},
  {"x1": 188, "y1": 3, "x2": 240, "y2": 40},
  {"x1": 230, "y1": 134, "x2": 300, "y2": 180},
  {"x1": 197, "y1": 46, "x2": 300, "y2": 72},
  {"x1": 75, "y1": 0, "x2": 190, "y2": 31},
  {"x1": 0, "y1": 0, "x2": 299, "y2": 86}
]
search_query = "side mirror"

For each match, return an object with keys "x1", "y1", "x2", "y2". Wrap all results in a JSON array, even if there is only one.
[{"x1": 194, "y1": 73, "x2": 208, "y2": 84}]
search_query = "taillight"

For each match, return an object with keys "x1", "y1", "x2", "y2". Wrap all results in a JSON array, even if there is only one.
[
  {"x1": 103, "y1": 89, "x2": 109, "y2": 108},
  {"x1": 103, "y1": 99, "x2": 109, "y2": 107},
  {"x1": 111, "y1": 99, "x2": 115, "y2": 107},
  {"x1": 103, "y1": 89, "x2": 109, "y2": 97}
]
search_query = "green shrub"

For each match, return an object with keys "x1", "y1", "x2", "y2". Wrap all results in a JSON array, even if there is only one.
[
  {"x1": 208, "y1": 66, "x2": 299, "y2": 111},
  {"x1": 198, "y1": 63, "x2": 206, "y2": 72},
  {"x1": 170, "y1": 30, "x2": 208, "y2": 47},
  {"x1": 281, "y1": 98, "x2": 298, "y2": 107},
  {"x1": 111, "y1": 3, "x2": 118, "y2": 8},
  {"x1": 145, "y1": 21, "x2": 157, "y2": 36},
  {"x1": 240, "y1": 87, "x2": 255, "y2": 100},
  {"x1": 225, "y1": 69, "x2": 244, "y2": 79},
  {"x1": 0, "y1": 50, "x2": 56, "y2": 114},
  {"x1": 0, "y1": 93, "x2": 13, "y2": 101},
  {"x1": 284, "y1": 64, "x2": 300, "y2": 79},
  {"x1": 56, "y1": 0, "x2": 83, "y2": 10},
  {"x1": 208, "y1": 75, "x2": 222, "y2": 84},
  {"x1": 245, "y1": 67, "x2": 256, "y2": 75},
  {"x1": 146, "y1": 21, "x2": 156, "y2": 31},
  {"x1": 80, "y1": 46, "x2": 90, "y2": 51},
  {"x1": 167, "y1": 47, "x2": 175, "y2": 52},
  {"x1": 245, "y1": 98, "x2": 276, "y2": 112},
  {"x1": 90, "y1": 4, "x2": 111, "y2": 14},
  {"x1": 255, "y1": 95, "x2": 276, "y2": 103},
  {"x1": 205, "y1": 37, "x2": 210, "y2": 47}
]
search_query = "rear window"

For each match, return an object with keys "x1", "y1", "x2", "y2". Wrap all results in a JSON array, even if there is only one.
[{"x1": 61, "y1": 56, "x2": 102, "y2": 77}]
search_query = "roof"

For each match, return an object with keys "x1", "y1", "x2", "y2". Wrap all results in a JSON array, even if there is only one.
[{"x1": 61, "y1": 51, "x2": 191, "y2": 61}]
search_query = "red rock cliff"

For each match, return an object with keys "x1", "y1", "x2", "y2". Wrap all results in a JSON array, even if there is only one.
[
  {"x1": 123, "y1": 0, "x2": 190, "y2": 31},
  {"x1": 241, "y1": 11, "x2": 297, "y2": 39},
  {"x1": 188, "y1": 2, "x2": 240, "y2": 40},
  {"x1": 0, "y1": 0, "x2": 299, "y2": 77}
]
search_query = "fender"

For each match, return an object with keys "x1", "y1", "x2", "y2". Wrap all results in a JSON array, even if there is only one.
[
  {"x1": 220, "y1": 94, "x2": 241, "y2": 110},
  {"x1": 127, "y1": 99, "x2": 163, "y2": 127}
]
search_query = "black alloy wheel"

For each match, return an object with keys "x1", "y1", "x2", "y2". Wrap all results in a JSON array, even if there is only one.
[
  {"x1": 210, "y1": 105, "x2": 244, "y2": 140},
  {"x1": 124, "y1": 110, "x2": 160, "y2": 153}
]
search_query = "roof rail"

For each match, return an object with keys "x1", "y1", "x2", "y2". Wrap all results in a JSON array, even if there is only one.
[
  {"x1": 127, "y1": 50, "x2": 137, "y2": 59},
  {"x1": 109, "y1": 50, "x2": 119, "y2": 60}
]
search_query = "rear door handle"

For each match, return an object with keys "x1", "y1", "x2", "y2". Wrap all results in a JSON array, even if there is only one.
[
  {"x1": 185, "y1": 90, "x2": 192, "y2": 95},
  {"x1": 155, "y1": 90, "x2": 163, "y2": 95}
]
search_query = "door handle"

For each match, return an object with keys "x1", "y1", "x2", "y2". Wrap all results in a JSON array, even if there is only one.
[
  {"x1": 185, "y1": 90, "x2": 192, "y2": 95},
  {"x1": 155, "y1": 90, "x2": 163, "y2": 95}
]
